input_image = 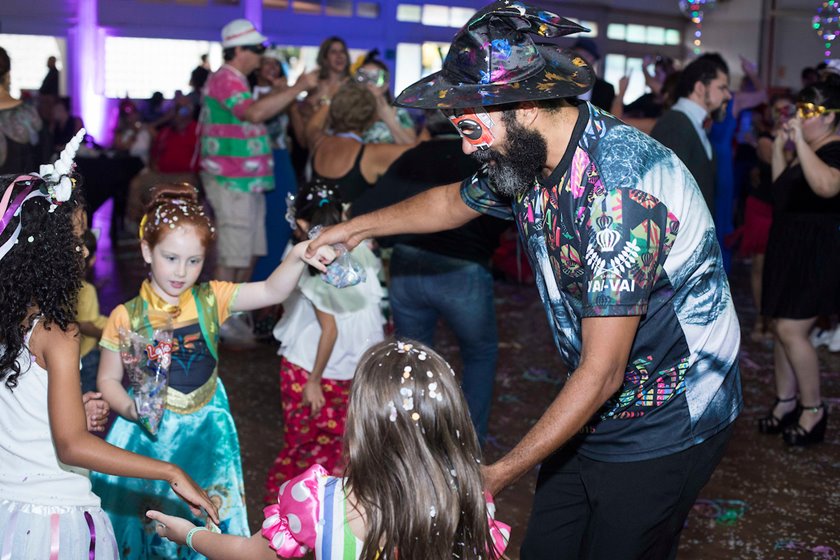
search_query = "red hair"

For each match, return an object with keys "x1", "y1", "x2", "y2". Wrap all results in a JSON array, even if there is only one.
[{"x1": 139, "y1": 183, "x2": 215, "y2": 248}]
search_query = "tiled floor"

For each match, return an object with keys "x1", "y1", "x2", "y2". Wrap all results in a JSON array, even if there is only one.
[{"x1": 92, "y1": 203, "x2": 840, "y2": 559}]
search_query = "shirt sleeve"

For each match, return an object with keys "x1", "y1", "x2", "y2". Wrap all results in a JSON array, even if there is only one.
[
  {"x1": 208, "y1": 71, "x2": 255, "y2": 122},
  {"x1": 99, "y1": 305, "x2": 130, "y2": 352},
  {"x1": 582, "y1": 186, "x2": 670, "y2": 317},
  {"x1": 209, "y1": 280, "x2": 242, "y2": 325},
  {"x1": 459, "y1": 170, "x2": 515, "y2": 221},
  {"x1": 261, "y1": 464, "x2": 328, "y2": 557}
]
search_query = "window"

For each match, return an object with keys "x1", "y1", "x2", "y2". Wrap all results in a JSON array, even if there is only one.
[
  {"x1": 606, "y1": 23, "x2": 681, "y2": 47},
  {"x1": 104, "y1": 37, "x2": 223, "y2": 99},
  {"x1": 293, "y1": 0, "x2": 322, "y2": 14},
  {"x1": 607, "y1": 23, "x2": 626, "y2": 41},
  {"x1": 394, "y1": 40, "x2": 450, "y2": 96},
  {"x1": 324, "y1": 0, "x2": 352, "y2": 16},
  {"x1": 604, "y1": 54, "x2": 647, "y2": 106},
  {"x1": 357, "y1": 2, "x2": 380, "y2": 18},
  {"x1": 421, "y1": 4, "x2": 449, "y2": 26},
  {"x1": 0, "y1": 34, "x2": 65, "y2": 98},
  {"x1": 397, "y1": 4, "x2": 475, "y2": 28},
  {"x1": 396, "y1": 4, "x2": 422, "y2": 21}
]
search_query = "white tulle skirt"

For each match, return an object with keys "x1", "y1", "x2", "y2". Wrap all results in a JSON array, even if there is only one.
[{"x1": 0, "y1": 499, "x2": 118, "y2": 559}]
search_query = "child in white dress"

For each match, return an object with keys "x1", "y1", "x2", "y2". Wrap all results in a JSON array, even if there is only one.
[
  {"x1": 266, "y1": 181, "x2": 384, "y2": 499},
  {"x1": 0, "y1": 134, "x2": 218, "y2": 559}
]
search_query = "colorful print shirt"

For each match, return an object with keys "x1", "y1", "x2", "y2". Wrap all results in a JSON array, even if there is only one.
[
  {"x1": 200, "y1": 65, "x2": 275, "y2": 193},
  {"x1": 461, "y1": 102, "x2": 742, "y2": 461}
]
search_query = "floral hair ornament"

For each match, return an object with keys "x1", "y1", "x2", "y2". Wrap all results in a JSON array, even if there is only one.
[{"x1": 0, "y1": 128, "x2": 86, "y2": 262}]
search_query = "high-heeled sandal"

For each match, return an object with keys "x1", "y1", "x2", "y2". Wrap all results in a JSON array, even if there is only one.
[
  {"x1": 783, "y1": 403, "x2": 828, "y2": 446},
  {"x1": 757, "y1": 396, "x2": 799, "y2": 434}
]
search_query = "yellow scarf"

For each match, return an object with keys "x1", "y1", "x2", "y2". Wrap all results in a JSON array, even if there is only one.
[{"x1": 139, "y1": 279, "x2": 191, "y2": 320}]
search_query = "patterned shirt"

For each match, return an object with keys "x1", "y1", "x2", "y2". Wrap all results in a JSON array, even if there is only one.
[
  {"x1": 461, "y1": 102, "x2": 742, "y2": 461},
  {"x1": 200, "y1": 65, "x2": 274, "y2": 193}
]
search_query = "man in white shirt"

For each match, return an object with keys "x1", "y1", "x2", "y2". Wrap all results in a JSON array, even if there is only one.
[{"x1": 651, "y1": 54, "x2": 731, "y2": 217}]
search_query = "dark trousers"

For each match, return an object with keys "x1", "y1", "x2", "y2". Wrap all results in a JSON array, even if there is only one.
[
  {"x1": 389, "y1": 244, "x2": 498, "y2": 444},
  {"x1": 521, "y1": 424, "x2": 733, "y2": 560}
]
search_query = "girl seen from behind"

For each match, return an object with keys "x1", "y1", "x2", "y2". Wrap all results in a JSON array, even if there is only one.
[
  {"x1": 0, "y1": 136, "x2": 218, "y2": 559},
  {"x1": 91, "y1": 182, "x2": 335, "y2": 558},
  {"x1": 149, "y1": 340, "x2": 510, "y2": 559}
]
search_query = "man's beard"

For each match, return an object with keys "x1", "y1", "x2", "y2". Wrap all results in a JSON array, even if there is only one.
[{"x1": 470, "y1": 113, "x2": 548, "y2": 197}]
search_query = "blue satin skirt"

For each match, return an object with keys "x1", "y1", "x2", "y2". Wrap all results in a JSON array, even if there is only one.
[{"x1": 90, "y1": 379, "x2": 249, "y2": 559}]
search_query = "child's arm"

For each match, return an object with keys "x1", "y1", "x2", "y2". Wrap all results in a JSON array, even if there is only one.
[
  {"x1": 146, "y1": 511, "x2": 277, "y2": 560},
  {"x1": 302, "y1": 308, "x2": 337, "y2": 417},
  {"x1": 231, "y1": 240, "x2": 336, "y2": 312},
  {"x1": 33, "y1": 324, "x2": 219, "y2": 523},
  {"x1": 97, "y1": 347, "x2": 139, "y2": 421}
]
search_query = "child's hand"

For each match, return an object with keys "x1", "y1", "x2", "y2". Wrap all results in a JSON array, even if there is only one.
[
  {"x1": 302, "y1": 379, "x2": 326, "y2": 417},
  {"x1": 146, "y1": 510, "x2": 196, "y2": 546},
  {"x1": 168, "y1": 467, "x2": 220, "y2": 524},
  {"x1": 82, "y1": 391, "x2": 110, "y2": 432},
  {"x1": 295, "y1": 240, "x2": 336, "y2": 272}
]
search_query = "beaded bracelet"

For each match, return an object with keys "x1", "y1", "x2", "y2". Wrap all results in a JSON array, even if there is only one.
[{"x1": 186, "y1": 526, "x2": 209, "y2": 552}]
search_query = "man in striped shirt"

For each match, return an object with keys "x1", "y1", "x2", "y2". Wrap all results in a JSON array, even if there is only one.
[{"x1": 201, "y1": 19, "x2": 316, "y2": 283}]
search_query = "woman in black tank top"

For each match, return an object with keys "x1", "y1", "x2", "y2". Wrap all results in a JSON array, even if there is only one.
[{"x1": 305, "y1": 82, "x2": 414, "y2": 208}]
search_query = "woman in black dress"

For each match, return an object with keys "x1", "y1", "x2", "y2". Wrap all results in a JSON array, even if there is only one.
[{"x1": 758, "y1": 75, "x2": 840, "y2": 445}]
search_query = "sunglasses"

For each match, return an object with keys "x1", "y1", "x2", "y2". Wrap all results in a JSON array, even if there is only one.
[
  {"x1": 243, "y1": 44, "x2": 267, "y2": 55},
  {"x1": 354, "y1": 68, "x2": 387, "y2": 88},
  {"x1": 796, "y1": 102, "x2": 840, "y2": 119}
]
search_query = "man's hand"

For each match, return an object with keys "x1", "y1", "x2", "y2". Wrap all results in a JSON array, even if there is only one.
[
  {"x1": 482, "y1": 463, "x2": 512, "y2": 497},
  {"x1": 82, "y1": 391, "x2": 110, "y2": 432},
  {"x1": 304, "y1": 222, "x2": 361, "y2": 259}
]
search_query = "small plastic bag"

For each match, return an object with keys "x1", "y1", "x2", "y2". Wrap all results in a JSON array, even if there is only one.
[
  {"x1": 118, "y1": 326, "x2": 173, "y2": 435},
  {"x1": 308, "y1": 225, "x2": 366, "y2": 288}
]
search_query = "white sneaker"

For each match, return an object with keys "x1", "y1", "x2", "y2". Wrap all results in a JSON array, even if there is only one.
[
  {"x1": 828, "y1": 326, "x2": 840, "y2": 353},
  {"x1": 810, "y1": 328, "x2": 832, "y2": 348}
]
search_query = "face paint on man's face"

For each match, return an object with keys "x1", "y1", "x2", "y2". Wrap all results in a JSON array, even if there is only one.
[{"x1": 447, "y1": 107, "x2": 496, "y2": 149}]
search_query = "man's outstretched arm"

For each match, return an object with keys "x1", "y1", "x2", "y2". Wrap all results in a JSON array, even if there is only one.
[
  {"x1": 306, "y1": 181, "x2": 479, "y2": 256},
  {"x1": 483, "y1": 315, "x2": 640, "y2": 495}
]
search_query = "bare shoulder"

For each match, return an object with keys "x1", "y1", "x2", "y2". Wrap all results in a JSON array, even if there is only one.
[{"x1": 28, "y1": 320, "x2": 80, "y2": 366}]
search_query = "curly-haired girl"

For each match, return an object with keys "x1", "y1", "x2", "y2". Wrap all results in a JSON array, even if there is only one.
[
  {"x1": 149, "y1": 340, "x2": 510, "y2": 560},
  {"x1": 91, "y1": 182, "x2": 335, "y2": 559},
  {"x1": 0, "y1": 139, "x2": 218, "y2": 559}
]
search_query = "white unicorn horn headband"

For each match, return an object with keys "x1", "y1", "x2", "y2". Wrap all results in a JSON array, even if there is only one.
[{"x1": 0, "y1": 128, "x2": 86, "y2": 262}]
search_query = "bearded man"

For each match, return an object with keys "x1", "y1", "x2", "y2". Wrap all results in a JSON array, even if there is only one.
[
  {"x1": 308, "y1": 3, "x2": 742, "y2": 558},
  {"x1": 651, "y1": 53, "x2": 732, "y2": 218}
]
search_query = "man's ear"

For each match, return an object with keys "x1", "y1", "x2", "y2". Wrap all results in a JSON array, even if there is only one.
[{"x1": 517, "y1": 101, "x2": 540, "y2": 126}]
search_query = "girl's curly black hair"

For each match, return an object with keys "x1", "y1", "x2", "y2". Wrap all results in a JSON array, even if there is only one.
[{"x1": 0, "y1": 174, "x2": 86, "y2": 389}]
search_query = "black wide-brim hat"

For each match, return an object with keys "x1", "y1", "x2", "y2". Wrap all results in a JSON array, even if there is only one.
[{"x1": 395, "y1": 1, "x2": 595, "y2": 109}]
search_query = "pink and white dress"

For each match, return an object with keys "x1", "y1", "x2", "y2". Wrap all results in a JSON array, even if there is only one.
[{"x1": 261, "y1": 465, "x2": 510, "y2": 559}]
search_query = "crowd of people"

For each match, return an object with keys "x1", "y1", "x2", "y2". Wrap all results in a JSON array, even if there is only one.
[{"x1": 0, "y1": 0, "x2": 838, "y2": 558}]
